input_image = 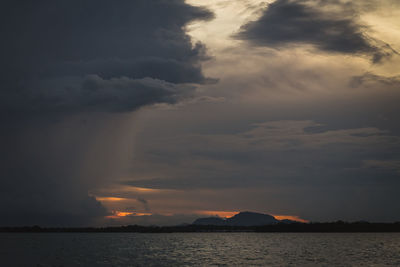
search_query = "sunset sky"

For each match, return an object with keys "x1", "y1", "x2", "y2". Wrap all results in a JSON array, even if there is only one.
[{"x1": 1, "y1": 0, "x2": 400, "y2": 226}]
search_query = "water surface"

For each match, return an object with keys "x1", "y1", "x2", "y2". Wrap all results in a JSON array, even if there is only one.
[{"x1": 1, "y1": 233, "x2": 399, "y2": 266}]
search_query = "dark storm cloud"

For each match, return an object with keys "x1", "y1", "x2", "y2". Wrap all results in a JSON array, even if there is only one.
[
  {"x1": 0, "y1": 0, "x2": 212, "y2": 226},
  {"x1": 0, "y1": 75, "x2": 194, "y2": 114},
  {"x1": 0, "y1": 0, "x2": 213, "y2": 116},
  {"x1": 236, "y1": 0, "x2": 396, "y2": 62}
]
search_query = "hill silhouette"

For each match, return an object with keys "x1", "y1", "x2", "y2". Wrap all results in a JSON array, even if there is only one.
[{"x1": 193, "y1": 211, "x2": 295, "y2": 226}]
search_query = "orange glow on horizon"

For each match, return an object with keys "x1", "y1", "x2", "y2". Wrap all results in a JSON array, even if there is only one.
[
  {"x1": 135, "y1": 187, "x2": 159, "y2": 192},
  {"x1": 106, "y1": 211, "x2": 133, "y2": 219},
  {"x1": 106, "y1": 211, "x2": 153, "y2": 219},
  {"x1": 197, "y1": 211, "x2": 309, "y2": 223},
  {"x1": 96, "y1": 197, "x2": 127, "y2": 202},
  {"x1": 114, "y1": 211, "x2": 134, "y2": 217},
  {"x1": 273, "y1": 215, "x2": 309, "y2": 223},
  {"x1": 196, "y1": 210, "x2": 239, "y2": 218},
  {"x1": 103, "y1": 208, "x2": 308, "y2": 223},
  {"x1": 126, "y1": 186, "x2": 161, "y2": 193}
]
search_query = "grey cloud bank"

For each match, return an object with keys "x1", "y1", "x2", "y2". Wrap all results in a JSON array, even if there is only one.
[{"x1": 126, "y1": 101, "x2": 400, "y2": 221}]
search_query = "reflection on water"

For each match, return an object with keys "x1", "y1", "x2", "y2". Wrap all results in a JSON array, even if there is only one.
[{"x1": 1, "y1": 233, "x2": 399, "y2": 266}]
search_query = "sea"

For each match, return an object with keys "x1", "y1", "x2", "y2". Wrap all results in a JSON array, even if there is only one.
[{"x1": 0, "y1": 233, "x2": 399, "y2": 266}]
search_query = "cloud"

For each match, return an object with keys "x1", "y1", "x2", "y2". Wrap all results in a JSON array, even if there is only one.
[
  {"x1": 121, "y1": 119, "x2": 400, "y2": 221},
  {"x1": 0, "y1": 0, "x2": 213, "y2": 116},
  {"x1": 128, "y1": 120, "x2": 400, "y2": 188},
  {"x1": 350, "y1": 73, "x2": 400, "y2": 88},
  {"x1": 0, "y1": 0, "x2": 212, "y2": 226},
  {"x1": 363, "y1": 160, "x2": 400, "y2": 174},
  {"x1": 0, "y1": 195, "x2": 107, "y2": 227},
  {"x1": 99, "y1": 0, "x2": 400, "y2": 223},
  {"x1": 136, "y1": 197, "x2": 150, "y2": 212},
  {"x1": 236, "y1": 0, "x2": 397, "y2": 62},
  {"x1": 1, "y1": 75, "x2": 195, "y2": 115}
]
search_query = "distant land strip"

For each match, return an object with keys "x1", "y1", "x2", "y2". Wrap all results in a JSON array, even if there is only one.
[{"x1": 1, "y1": 222, "x2": 400, "y2": 233}]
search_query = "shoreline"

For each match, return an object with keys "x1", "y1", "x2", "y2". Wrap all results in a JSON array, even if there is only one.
[{"x1": 2, "y1": 222, "x2": 400, "y2": 233}]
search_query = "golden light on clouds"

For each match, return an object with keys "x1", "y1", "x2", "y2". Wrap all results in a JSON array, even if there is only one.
[
  {"x1": 96, "y1": 197, "x2": 127, "y2": 202},
  {"x1": 129, "y1": 186, "x2": 161, "y2": 193},
  {"x1": 185, "y1": 0, "x2": 400, "y2": 84},
  {"x1": 273, "y1": 215, "x2": 309, "y2": 223},
  {"x1": 107, "y1": 211, "x2": 134, "y2": 218},
  {"x1": 106, "y1": 211, "x2": 153, "y2": 219},
  {"x1": 186, "y1": 0, "x2": 269, "y2": 52}
]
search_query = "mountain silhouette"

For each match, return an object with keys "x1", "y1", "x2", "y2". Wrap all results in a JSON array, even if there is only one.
[{"x1": 193, "y1": 211, "x2": 286, "y2": 226}]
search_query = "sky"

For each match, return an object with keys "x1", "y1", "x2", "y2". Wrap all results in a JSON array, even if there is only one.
[{"x1": 1, "y1": 0, "x2": 399, "y2": 226}]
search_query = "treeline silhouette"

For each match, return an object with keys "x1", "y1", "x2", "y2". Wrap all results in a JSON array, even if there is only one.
[{"x1": 1, "y1": 221, "x2": 400, "y2": 233}]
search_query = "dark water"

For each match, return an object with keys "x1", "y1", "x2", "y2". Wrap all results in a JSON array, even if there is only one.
[{"x1": 1, "y1": 233, "x2": 399, "y2": 266}]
